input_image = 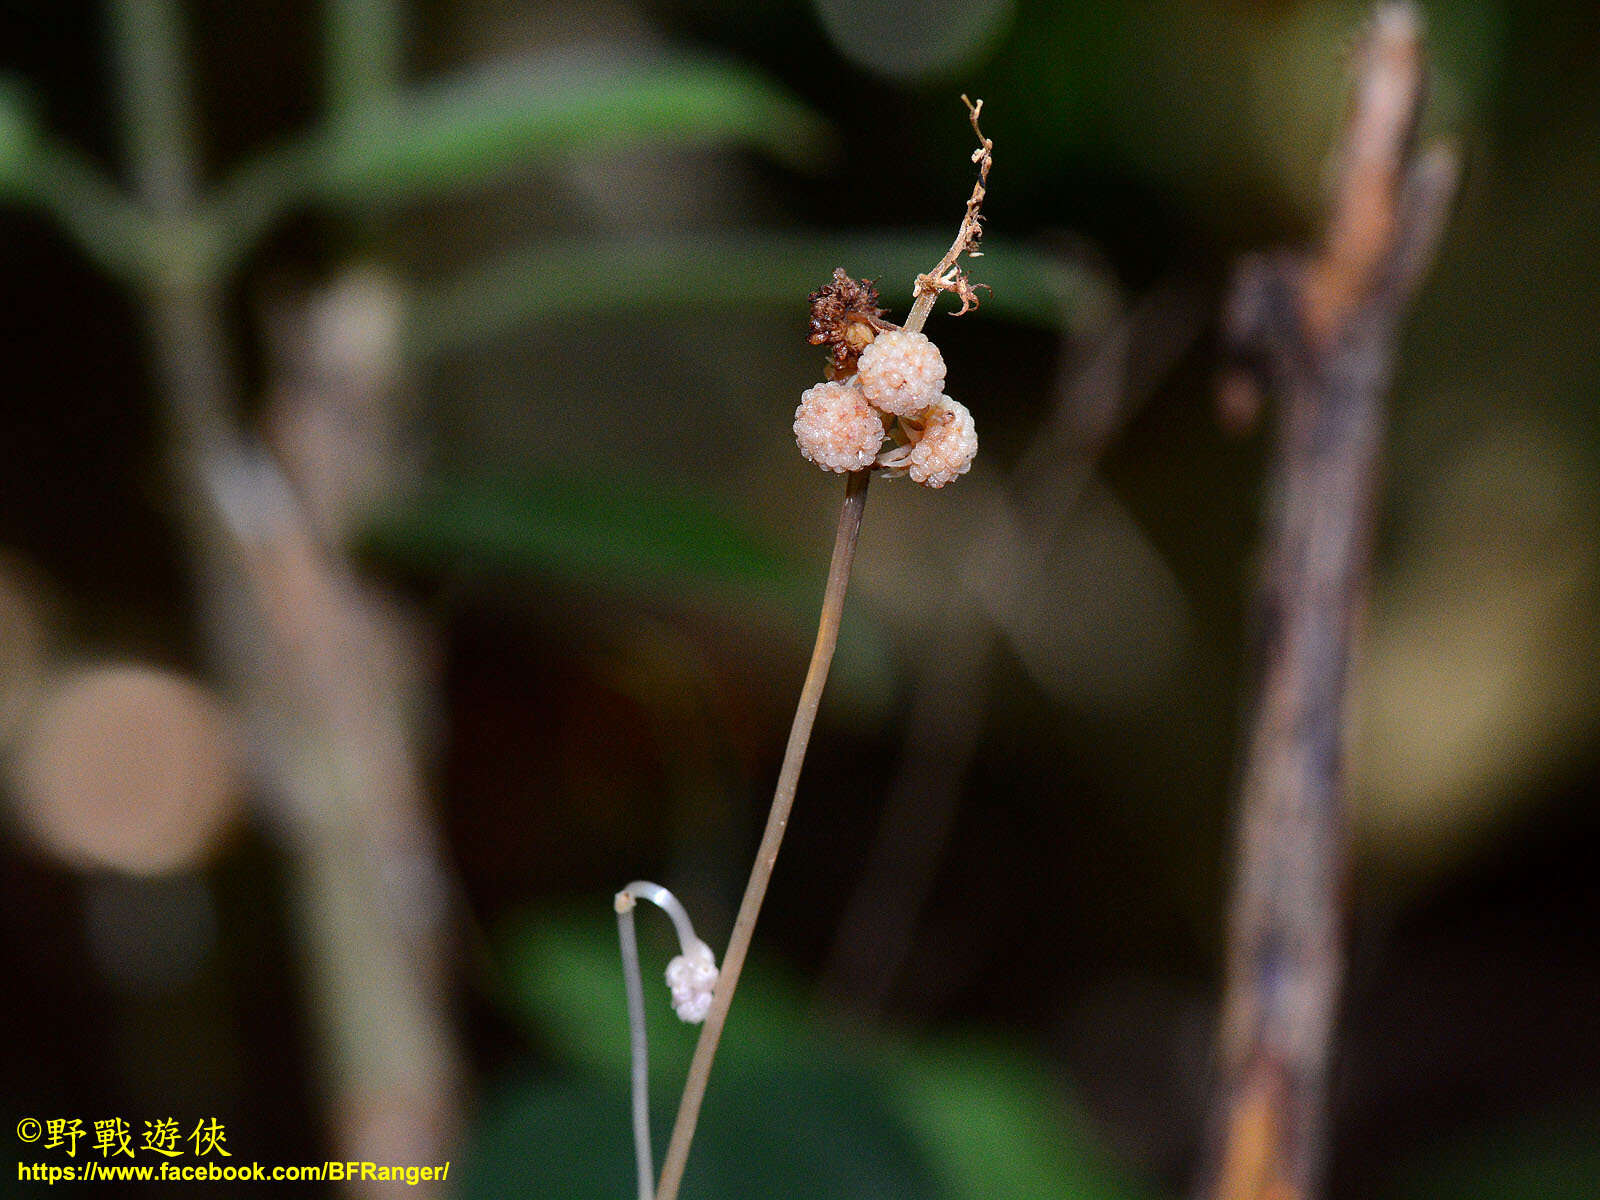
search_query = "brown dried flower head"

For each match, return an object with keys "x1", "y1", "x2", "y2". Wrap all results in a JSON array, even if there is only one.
[{"x1": 807, "y1": 268, "x2": 894, "y2": 379}]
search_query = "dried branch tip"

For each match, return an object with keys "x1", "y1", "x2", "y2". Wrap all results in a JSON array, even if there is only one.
[
  {"x1": 1305, "y1": 1, "x2": 1427, "y2": 342},
  {"x1": 910, "y1": 96, "x2": 994, "y2": 325}
]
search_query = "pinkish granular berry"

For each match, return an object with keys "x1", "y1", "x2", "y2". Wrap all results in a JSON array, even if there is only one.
[
  {"x1": 794, "y1": 381, "x2": 885, "y2": 473},
  {"x1": 908, "y1": 396, "x2": 978, "y2": 488},
  {"x1": 856, "y1": 330, "x2": 947, "y2": 417}
]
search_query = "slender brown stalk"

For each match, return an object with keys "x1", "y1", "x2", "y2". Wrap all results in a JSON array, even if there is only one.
[
  {"x1": 654, "y1": 98, "x2": 992, "y2": 1198},
  {"x1": 1197, "y1": 7, "x2": 1457, "y2": 1198},
  {"x1": 654, "y1": 469, "x2": 869, "y2": 1200}
]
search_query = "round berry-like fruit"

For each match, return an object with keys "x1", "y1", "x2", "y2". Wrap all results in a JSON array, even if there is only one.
[
  {"x1": 794, "y1": 381, "x2": 885, "y2": 473},
  {"x1": 908, "y1": 396, "x2": 978, "y2": 488},
  {"x1": 856, "y1": 330, "x2": 947, "y2": 417}
]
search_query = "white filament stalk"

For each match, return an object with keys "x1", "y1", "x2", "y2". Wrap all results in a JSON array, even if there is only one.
[{"x1": 614, "y1": 882, "x2": 719, "y2": 1200}]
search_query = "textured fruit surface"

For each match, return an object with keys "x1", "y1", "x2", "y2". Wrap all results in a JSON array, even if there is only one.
[
  {"x1": 856, "y1": 330, "x2": 947, "y2": 417},
  {"x1": 908, "y1": 396, "x2": 978, "y2": 488},
  {"x1": 794, "y1": 381, "x2": 885, "y2": 472}
]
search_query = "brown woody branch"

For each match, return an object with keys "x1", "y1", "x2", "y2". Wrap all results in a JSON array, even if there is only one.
[{"x1": 1198, "y1": 6, "x2": 1457, "y2": 1199}]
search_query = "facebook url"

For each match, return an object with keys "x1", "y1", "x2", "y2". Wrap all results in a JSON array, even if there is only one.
[{"x1": 17, "y1": 1160, "x2": 449, "y2": 1185}]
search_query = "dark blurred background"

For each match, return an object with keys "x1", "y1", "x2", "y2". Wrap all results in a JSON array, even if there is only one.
[{"x1": 1, "y1": 1, "x2": 1597, "y2": 1197}]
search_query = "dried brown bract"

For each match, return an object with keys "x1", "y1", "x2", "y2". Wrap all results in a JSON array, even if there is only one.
[{"x1": 807, "y1": 268, "x2": 894, "y2": 378}]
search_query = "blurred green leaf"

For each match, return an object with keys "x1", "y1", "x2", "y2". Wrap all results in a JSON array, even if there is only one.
[
  {"x1": 13, "y1": 144, "x2": 156, "y2": 285},
  {"x1": 322, "y1": 53, "x2": 830, "y2": 196},
  {"x1": 501, "y1": 908, "x2": 816, "y2": 1086},
  {"x1": 407, "y1": 231, "x2": 1115, "y2": 359},
  {"x1": 363, "y1": 469, "x2": 898, "y2": 706},
  {"x1": 494, "y1": 909, "x2": 1160, "y2": 1200},
  {"x1": 489, "y1": 911, "x2": 935, "y2": 1196},
  {"x1": 459, "y1": 1066, "x2": 939, "y2": 1200},
  {"x1": 459, "y1": 1076, "x2": 639, "y2": 1200},
  {"x1": 1383, "y1": 1105, "x2": 1600, "y2": 1200},
  {"x1": 0, "y1": 76, "x2": 155, "y2": 285},
  {"x1": 880, "y1": 1035, "x2": 1155, "y2": 1200},
  {"x1": 322, "y1": 0, "x2": 404, "y2": 128},
  {"x1": 208, "y1": 52, "x2": 830, "y2": 264},
  {"x1": 0, "y1": 75, "x2": 39, "y2": 189},
  {"x1": 366, "y1": 471, "x2": 795, "y2": 598}
]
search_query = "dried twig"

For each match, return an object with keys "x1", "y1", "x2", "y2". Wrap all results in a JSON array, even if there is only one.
[
  {"x1": 1198, "y1": 7, "x2": 1458, "y2": 1198},
  {"x1": 905, "y1": 96, "x2": 994, "y2": 330}
]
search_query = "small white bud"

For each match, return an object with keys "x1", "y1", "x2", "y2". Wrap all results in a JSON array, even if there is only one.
[{"x1": 664, "y1": 939, "x2": 719, "y2": 1023}]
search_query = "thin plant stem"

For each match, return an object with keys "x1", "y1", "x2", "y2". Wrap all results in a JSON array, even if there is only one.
[
  {"x1": 107, "y1": 0, "x2": 196, "y2": 216},
  {"x1": 653, "y1": 468, "x2": 870, "y2": 1200},
  {"x1": 622, "y1": 880, "x2": 705, "y2": 953},
  {"x1": 902, "y1": 96, "x2": 991, "y2": 335},
  {"x1": 106, "y1": 0, "x2": 236, "y2": 526},
  {"x1": 614, "y1": 896, "x2": 653, "y2": 1200},
  {"x1": 652, "y1": 98, "x2": 989, "y2": 1198}
]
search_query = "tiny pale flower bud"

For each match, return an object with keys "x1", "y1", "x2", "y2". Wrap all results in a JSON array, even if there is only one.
[
  {"x1": 794, "y1": 381, "x2": 885, "y2": 473},
  {"x1": 664, "y1": 940, "x2": 718, "y2": 1023},
  {"x1": 856, "y1": 330, "x2": 947, "y2": 417},
  {"x1": 908, "y1": 396, "x2": 978, "y2": 488}
]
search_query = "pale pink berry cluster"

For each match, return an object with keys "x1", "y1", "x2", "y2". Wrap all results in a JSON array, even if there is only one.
[
  {"x1": 908, "y1": 396, "x2": 979, "y2": 488},
  {"x1": 857, "y1": 330, "x2": 947, "y2": 416},
  {"x1": 793, "y1": 329, "x2": 976, "y2": 488},
  {"x1": 793, "y1": 381, "x2": 883, "y2": 473}
]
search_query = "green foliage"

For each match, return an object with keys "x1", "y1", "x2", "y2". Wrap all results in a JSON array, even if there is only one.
[
  {"x1": 0, "y1": 75, "x2": 39, "y2": 192},
  {"x1": 6, "y1": 40, "x2": 831, "y2": 288},
  {"x1": 407, "y1": 231, "x2": 1113, "y2": 359},
  {"x1": 481, "y1": 910, "x2": 1158, "y2": 1200},
  {"x1": 317, "y1": 54, "x2": 831, "y2": 202},
  {"x1": 367, "y1": 472, "x2": 796, "y2": 598},
  {"x1": 878, "y1": 1037, "x2": 1158, "y2": 1200},
  {"x1": 461, "y1": 1066, "x2": 938, "y2": 1200},
  {"x1": 1383, "y1": 1105, "x2": 1600, "y2": 1200},
  {"x1": 209, "y1": 52, "x2": 830, "y2": 274},
  {"x1": 361, "y1": 469, "x2": 900, "y2": 710}
]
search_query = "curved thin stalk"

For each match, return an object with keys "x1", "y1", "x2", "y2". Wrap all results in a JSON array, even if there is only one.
[
  {"x1": 616, "y1": 881, "x2": 720, "y2": 1200},
  {"x1": 653, "y1": 469, "x2": 869, "y2": 1200}
]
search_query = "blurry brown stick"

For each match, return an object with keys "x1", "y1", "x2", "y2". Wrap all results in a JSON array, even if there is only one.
[
  {"x1": 1199, "y1": 6, "x2": 1457, "y2": 1199},
  {"x1": 109, "y1": 3, "x2": 461, "y2": 1193}
]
